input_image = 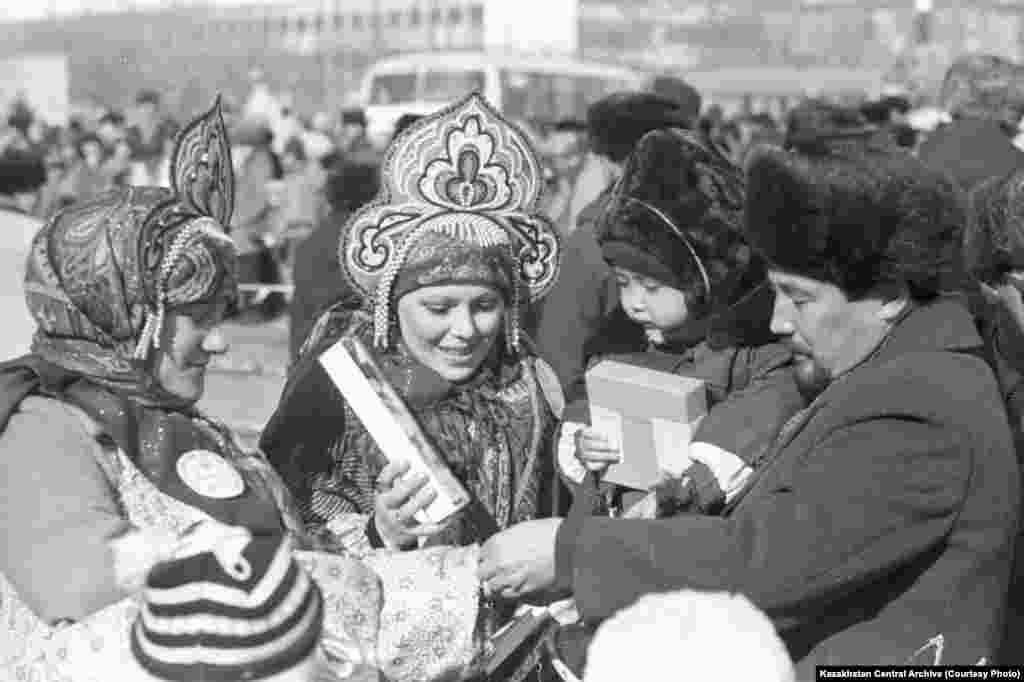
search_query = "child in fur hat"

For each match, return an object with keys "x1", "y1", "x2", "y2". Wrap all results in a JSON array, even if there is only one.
[{"x1": 557, "y1": 128, "x2": 804, "y2": 519}]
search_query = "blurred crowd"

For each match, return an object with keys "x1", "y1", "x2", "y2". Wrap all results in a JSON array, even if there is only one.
[{"x1": 0, "y1": 63, "x2": 996, "y2": 339}]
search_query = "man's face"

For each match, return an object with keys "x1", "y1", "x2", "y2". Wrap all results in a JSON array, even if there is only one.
[
  {"x1": 98, "y1": 122, "x2": 122, "y2": 146},
  {"x1": 138, "y1": 101, "x2": 158, "y2": 122},
  {"x1": 768, "y1": 269, "x2": 901, "y2": 382},
  {"x1": 552, "y1": 134, "x2": 585, "y2": 175}
]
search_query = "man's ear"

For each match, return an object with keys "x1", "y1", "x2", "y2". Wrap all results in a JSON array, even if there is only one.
[{"x1": 875, "y1": 282, "x2": 911, "y2": 323}]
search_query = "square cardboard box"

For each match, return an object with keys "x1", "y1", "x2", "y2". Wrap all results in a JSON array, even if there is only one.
[{"x1": 586, "y1": 359, "x2": 707, "y2": 490}]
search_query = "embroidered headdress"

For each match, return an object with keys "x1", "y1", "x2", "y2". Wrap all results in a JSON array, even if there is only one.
[
  {"x1": 23, "y1": 97, "x2": 237, "y2": 402},
  {"x1": 338, "y1": 93, "x2": 560, "y2": 350}
]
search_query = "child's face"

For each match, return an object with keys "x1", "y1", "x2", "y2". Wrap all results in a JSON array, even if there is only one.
[{"x1": 614, "y1": 266, "x2": 692, "y2": 345}]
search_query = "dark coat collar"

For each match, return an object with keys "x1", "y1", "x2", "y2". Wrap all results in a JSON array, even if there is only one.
[{"x1": 873, "y1": 295, "x2": 983, "y2": 362}]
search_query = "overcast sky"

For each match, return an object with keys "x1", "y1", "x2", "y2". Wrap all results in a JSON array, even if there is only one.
[{"x1": 1, "y1": 0, "x2": 298, "y2": 22}]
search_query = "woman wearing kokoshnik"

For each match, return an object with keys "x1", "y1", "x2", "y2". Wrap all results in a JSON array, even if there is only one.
[
  {"x1": 0, "y1": 97, "x2": 488, "y2": 682},
  {"x1": 260, "y1": 93, "x2": 565, "y2": 679}
]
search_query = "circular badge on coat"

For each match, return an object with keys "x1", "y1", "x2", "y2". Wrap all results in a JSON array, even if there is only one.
[{"x1": 176, "y1": 449, "x2": 246, "y2": 499}]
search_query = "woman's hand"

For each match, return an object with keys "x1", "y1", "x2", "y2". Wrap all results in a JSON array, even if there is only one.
[
  {"x1": 373, "y1": 461, "x2": 448, "y2": 550},
  {"x1": 573, "y1": 426, "x2": 622, "y2": 476}
]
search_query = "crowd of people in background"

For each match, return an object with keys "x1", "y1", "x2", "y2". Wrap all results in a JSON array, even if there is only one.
[
  {"x1": 5, "y1": 50, "x2": 1024, "y2": 682},
  {"x1": 0, "y1": 62, "x2": 979, "y2": 342}
]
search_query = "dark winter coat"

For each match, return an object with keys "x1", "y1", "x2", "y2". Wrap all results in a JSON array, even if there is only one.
[{"x1": 555, "y1": 297, "x2": 1020, "y2": 675}]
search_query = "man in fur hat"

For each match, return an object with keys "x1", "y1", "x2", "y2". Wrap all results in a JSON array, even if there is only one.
[
  {"x1": 480, "y1": 144, "x2": 1019, "y2": 674},
  {"x1": 535, "y1": 92, "x2": 695, "y2": 397}
]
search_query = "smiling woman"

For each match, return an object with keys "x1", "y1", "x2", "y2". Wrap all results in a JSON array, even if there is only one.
[
  {"x1": 0, "y1": 98, "x2": 335, "y2": 681},
  {"x1": 396, "y1": 283, "x2": 506, "y2": 383},
  {"x1": 155, "y1": 301, "x2": 231, "y2": 402},
  {"x1": 260, "y1": 93, "x2": 565, "y2": 681}
]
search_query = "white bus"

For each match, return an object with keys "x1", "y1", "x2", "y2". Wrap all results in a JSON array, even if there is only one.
[{"x1": 357, "y1": 50, "x2": 646, "y2": 146}]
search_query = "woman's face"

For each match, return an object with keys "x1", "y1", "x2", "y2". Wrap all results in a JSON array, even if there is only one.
[
  {"x1": 396, "y1": 284, "x2": 506, "y2": 383},
  {"x1": 155, "y1": 300, "x2": 230, "y2": 403}
]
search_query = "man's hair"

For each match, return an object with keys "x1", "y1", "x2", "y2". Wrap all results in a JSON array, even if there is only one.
[
  {"x1": 745, "y1": 144, "x2": 963, "y2": 302},
  {"x1": 785, "y1": 99, "x2": 877, "y2": 155},
  {"x1": 135, "y1": 89, "x2": 161, "y2": 106},
  {"x1": 99, "y1": 110, "x2": 125, "y2": 127},
  {"x1": 586, "y1": 92, "x2": 694, "y2": 163},
  {"x1": 553, "y1": 117, "x2": 588, "y2": 134}
]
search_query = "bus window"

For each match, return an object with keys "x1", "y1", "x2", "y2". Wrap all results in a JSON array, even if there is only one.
[
  {"x1": 421, "y1": 69, "x2": 486, "y2": 102},
  {"x1": 500, "y1": 70, "x2": 559, "y2": 122},
  {"x1": 370, "y1": 73, "x2": 417, "y2": 105},
  {"x1": 574, "y1": 75, "x2": 616, "y2": 118}
]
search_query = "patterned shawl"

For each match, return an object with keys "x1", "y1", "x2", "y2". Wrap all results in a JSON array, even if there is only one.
[
  {"x1": 261, "y1": 305, "x2": 557, "y2": 549},
  {"x1": 0, "y1": 98, "x2": 303, "y2": 538}
]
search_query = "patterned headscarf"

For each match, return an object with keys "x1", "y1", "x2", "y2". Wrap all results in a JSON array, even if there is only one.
[
  {"x1": 23, "y1": 98, "x2": 237, "y2": 406},
  {"x1": 338, "y1": 93, "x2": 561, "y2": 351}
]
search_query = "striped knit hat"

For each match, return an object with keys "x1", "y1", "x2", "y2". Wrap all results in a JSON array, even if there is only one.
[{"x1": 131, "y1": 525, "x2": 324, "y2": 681}]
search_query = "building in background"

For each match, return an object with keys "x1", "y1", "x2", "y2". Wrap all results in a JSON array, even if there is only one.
[{"x1": 1, "y1": 0, "x2": 1023, "y2": 119}]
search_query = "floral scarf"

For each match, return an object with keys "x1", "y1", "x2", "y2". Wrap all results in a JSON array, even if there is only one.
[
  {"x1": 0, "y1": 114, "x2": 304, "y2": 540},
  {"x1": 261, "y1": 305, "x2": 557, "y2": 549}
]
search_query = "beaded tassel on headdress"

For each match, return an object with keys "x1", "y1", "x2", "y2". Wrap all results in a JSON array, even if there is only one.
[
  {"x1": 505, "y1": 256, "x2": 522, "y2": 354},
  {"x1": 133, "y1": 221, "x2": 203, "y2": 360}
]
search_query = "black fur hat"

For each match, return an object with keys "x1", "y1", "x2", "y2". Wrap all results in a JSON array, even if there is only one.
[
  {"x1": 744, "y1": 144, "x2": 963, "y2": 300},
  {"x1": 0, "y1": 150, "x2": 46, "y2": 196},
  {"x1": 785, "y1": 99, "x2": 878, "y2": 155},
  {"x1": 341, "y1": 107, "x2": 368, "y2": 127},
  {"x1": 587, "y1": 92, "x2": 694, "y2": 163},
  {"x1": 650, "y1": 75, "x2": 702, "y2": 127},
  {"x1": 596, "y1": 128, "x2": 764, "y2": 314}
]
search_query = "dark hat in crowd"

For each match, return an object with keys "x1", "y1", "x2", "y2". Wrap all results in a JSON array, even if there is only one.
[
  {"x1": 586, "y1": 92, "x2": 696, "y2": 163},
  {"x1": 341, "y1": 107, "x2": 368, "y2": 127},
  {"x1": 965, "y1": 168, "x2": 1024, "y2": 284},
  {"x1": 784, "y1": 99, "x2": 879, "y2": 155},
  {"x1": 650, "y1": 75, "x2": 702, "y2": 128},
  {"x1": 596, "y1": 127, "x2": 760, "y2": 313},
  {"x1": 7, "y1": 100, "x2": 33, "y2": 133},
  {"x1": 860, "y1": 96, "x2": 912, "y2": 125},
  {"x1": 0, "y1": 150, "x2": 46, "y2": 196},
  {"x1": 552, "y1": 117, "x2": 588, "y2": 134},
  {"x1": 392, "y1": 113, "x2": 425, "y2": 139},
  {"x1": 99, "y1": 110, "x2": 126, "y2": 127},
  {"x1": 744, "y1": 144, "x2": 963, "y2": 300},
  {"x1": 131, "y1": 527, "x2": 324, "y2": 681},
  {"x1": 136, "y1": 89, "x2": 162, "y2": 106}
]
